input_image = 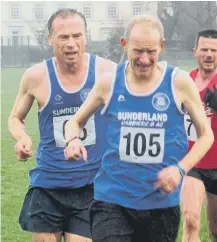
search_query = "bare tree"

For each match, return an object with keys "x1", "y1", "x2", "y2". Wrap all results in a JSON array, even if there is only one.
[
  {"x1": 158, "y1": 1, "x2": 217, "y2": 44},
  {"x1": 182, "y1": 1, "x2": 217, "y2": 30},
  {"x1": 26, "y1": 20, "x2": 51, "y2": 59},
  {"x1": 103, "y1": 17, "x2": 126, "y2": 63},
  {"x1": 158, "y1": 1, "x2": 182, "y2": 40}
]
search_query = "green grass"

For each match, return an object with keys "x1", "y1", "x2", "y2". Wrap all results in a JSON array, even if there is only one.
[
  {"x1": 1, "y1": 68, "x2": 39, "y2": 242},
  {"x1": 1, "y1": 65, "x2": 209, "y2": 242}
]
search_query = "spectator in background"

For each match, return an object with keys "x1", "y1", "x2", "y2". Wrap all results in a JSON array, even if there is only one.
[{"x1": 181, "y1": 29, "x2": 217, "y2": 242}]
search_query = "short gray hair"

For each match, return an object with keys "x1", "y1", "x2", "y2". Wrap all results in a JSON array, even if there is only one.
[
  {"x1": 47, "y1": 8, "x2": 87, "y2": 35},
  {"x1": 124, "y1": 14, "x2": 165, "y2": 41}
]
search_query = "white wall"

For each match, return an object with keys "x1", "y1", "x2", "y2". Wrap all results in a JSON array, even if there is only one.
[{"x1": 1, "y1": 1, "x2": 158, "y2": 44}]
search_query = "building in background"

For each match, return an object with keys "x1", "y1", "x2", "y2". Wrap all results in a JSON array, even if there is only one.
[
  {"x1": 2, "y1": 1, "x2": 216, "y2": 68},
  {"x1": 1, "y1": 1, "x2": 158, "y2": 45}
]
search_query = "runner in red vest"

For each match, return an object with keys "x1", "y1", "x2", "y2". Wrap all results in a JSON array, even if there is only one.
[{"x1": 181, "y1": 29, "x2": 217, "y2": 242}]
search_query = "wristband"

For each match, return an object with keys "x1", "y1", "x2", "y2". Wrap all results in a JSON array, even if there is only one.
[
  {"x1": 175, "y1": 163, "x2": 187, "y2": 177},
  {"x1": 65, "y1": 136, "x2": 80, "y2": 147}
]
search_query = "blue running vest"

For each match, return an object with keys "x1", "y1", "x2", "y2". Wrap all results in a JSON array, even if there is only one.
[
  {"x1": 94, "y1": 61, "x2": 188, "y2": 210},
  {"x1": 29, "y1": 54, "x2": 105, "y2": 188}
]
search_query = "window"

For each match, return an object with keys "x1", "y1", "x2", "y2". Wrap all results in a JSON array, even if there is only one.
[
  {"x1": 86, "y1": 29, "x2": 91, "y2": 41},
  {"x1": 83, "y1": 3, "x2": 91, "y2": 19},
  {"x1": 12, "y1": 35, "x2": 19, "y2": 46},
  {"x1": 10, "y1": 4, "x2": 20, "y2": 20},
  {"x1": 12, "y1": 30, "x2": 19, "y2": 35},
  {"x1": 8, "y1": 26, "x2": 22, "y2": 46},
  {"x1": 108, "y1": 3, "x2": 117, "y2": 19},
  {"x1": 132, "y1": 2, "x2": 143, "y2": 16},
  {"x1": 11, "y1": 30, "x2": 20, "y2": 46},
  {"x1": 35, "y1": 3, "x2": 44, "y2": 20}
]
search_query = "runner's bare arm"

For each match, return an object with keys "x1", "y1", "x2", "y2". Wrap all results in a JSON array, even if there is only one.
[
  {"x1": 175, "y1": 70, "x2": 214, "y2": 172},
  {"x1": 64, "y1": 72, "x2": 113, "y2": 141},
  {"x1": 8, "y1": 69, "x2": 35, "y2": 141}
]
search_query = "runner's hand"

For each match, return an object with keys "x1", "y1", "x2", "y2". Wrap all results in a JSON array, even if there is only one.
[
  {"x1": 64, "y1": 138, "x2": 87, "y2": 161},
  {"x1": 15, "y1": 136, "x2": 33, "y2": 161},
  {"x1": 155, "y1": 166, "x2": 182, "y2": 193}
]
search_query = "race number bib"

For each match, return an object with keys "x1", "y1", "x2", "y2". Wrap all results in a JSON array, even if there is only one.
[
  {"x1": 119, "y1": 127, "x2": 165, "y2": 163},
  {"x1": 53, "y1": 115, "x2": 96, "y2": 147},
  {"x1": 184, "y1": 115, "x2": 211, "y2": 142}
]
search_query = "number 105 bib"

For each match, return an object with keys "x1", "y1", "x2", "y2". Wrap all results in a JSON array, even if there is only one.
[{"x1": 119, "y1": 126, "x2": 165, "y2": 163}]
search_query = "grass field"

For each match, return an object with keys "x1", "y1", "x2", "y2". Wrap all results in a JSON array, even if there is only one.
[{"x1": 1, "y1": 64, "x2": 210, "y2": 242}]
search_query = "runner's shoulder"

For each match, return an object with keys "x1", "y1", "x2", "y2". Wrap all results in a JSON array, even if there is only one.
[
  {"x1": 95, "y1": 55, "x2": 117, "y2": 75},
  {"x1": 21, "y1": 61, "x2": 47, "y2": 89}
]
